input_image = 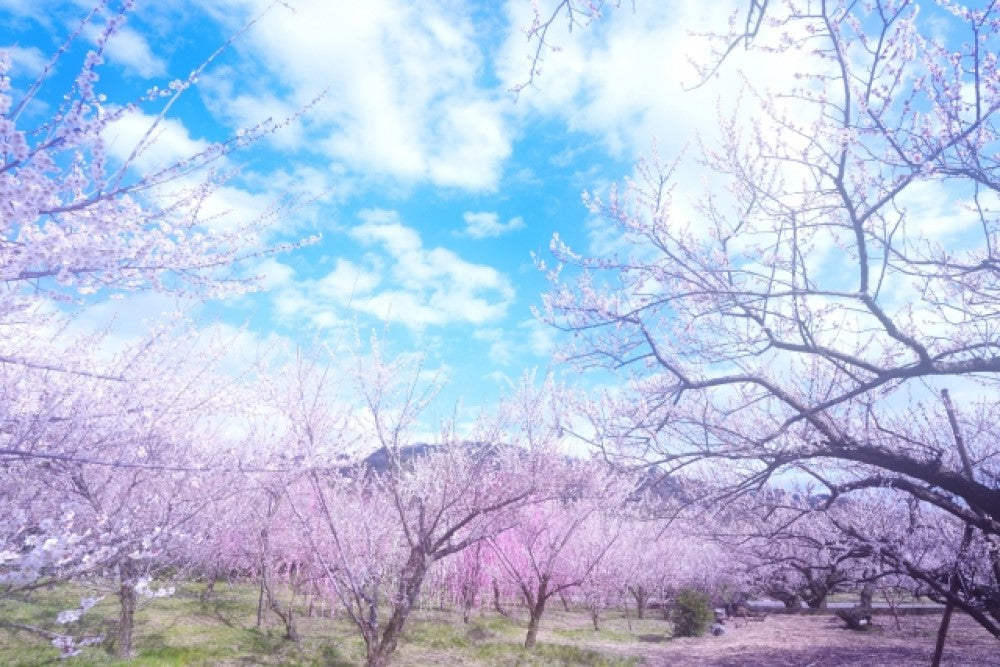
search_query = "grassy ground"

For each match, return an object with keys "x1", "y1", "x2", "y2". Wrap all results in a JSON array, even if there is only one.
[
  {"x1": 0, "y1": 582, "x2": 652, "y2": 666},
  {"x1": 2, "y1": 583, "x2": 995, "y2": 666}
]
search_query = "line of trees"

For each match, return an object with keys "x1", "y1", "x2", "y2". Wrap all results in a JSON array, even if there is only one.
[
  {"x1": 3, "y1": 1, "x2": 1000, "y2": 664},
  {"x1": 535, "y1": 0, "x2": 1000, "y2": 657}
]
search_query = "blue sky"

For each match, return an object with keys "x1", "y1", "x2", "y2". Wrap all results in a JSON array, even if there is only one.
[{"x1": 0, "y1": 0, "x2": 815, "y2": 415}]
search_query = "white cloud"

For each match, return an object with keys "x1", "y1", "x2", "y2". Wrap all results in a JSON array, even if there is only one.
[
  {"x1": 252, "y1": 258, "x2": 296, "y2": 289},
  {"x1": 103, "y1": 110, "x2": 210, "y2": 174},
  {"x1": 102, "y1": 109, "x2": 313, "y2": 239},
  {"x1": 5, "y1": 45, "x2": 47, "y2": 77},
  {"x1": 83, "y1": 23, "x2": 166, "y2": 78},
  {"x1": 63, "y1": 292, "x2": 203, "y2": 363},
  {"x1": 498, "y1": 0, "x2": 802, "y2": 160},
  {"x1": 273, "y1": 210, "x2": 515, "y2": 331},
  {"x1": 199, "y1": 66, "x2": 306, "y2": 150},
  {"x1": 348, "y1": 210, "x2": 515, "y2": 327},
  {"x1": 206, "y1": 0, "x2": 513, "y2": 190},
  {"x1": 483, "y1": 369, "x2": 512, "y2": 385},
  {"x1": 349, "y1": 211, "x2": 423, "y2": 257},
  {"x1": 468, "y1": 318, "x2": 560, "y2": 367},
  {"x1": 474, "y1": 327, "x2": 514, "y2": 365},
  {"x1": 896, "y1": 180, "x2": 999, "y2": 242},
  {"x1": 316, "y1": 259, "x2": 382, "y2": 304},
  {"x1": 0, "y1": 0, "x2": 47, "y2": 22},
  {"x1": 519, "y1": 317, "x2": 557, "y2": 359},
  {"x1": 462, "y1": 211, "x2": 525, "y2": 239}
]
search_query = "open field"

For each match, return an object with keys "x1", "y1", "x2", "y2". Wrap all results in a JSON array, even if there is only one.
[{"x1": 1, "y1": 583, "x2": 996, "y2": 666}]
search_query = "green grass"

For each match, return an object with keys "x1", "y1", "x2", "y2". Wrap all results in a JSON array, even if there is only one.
[
  {"x1": 471, "y1": 641, "x2": 640, "y2": 666},
  {"x1": 403, "y1": 618, "x2": 471, "y2": 650},
  {"x1": 552, "y1": 626, "x2": 635, "y2": 643},
  {"x1": 1, "y1": 583, "x2": 663, "y2": 665}
]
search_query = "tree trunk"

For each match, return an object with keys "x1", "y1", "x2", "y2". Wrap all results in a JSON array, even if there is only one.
[
  {"x1": 932, "y1": 602, "x2": 956, "y2": 667},
  {"x1": 805, "y1": 593, "x2": 828, "y2": 610},
  {"x1": 116, "y1": 565, "x2": 137, "y2": 660},
  {"x1": 590, "y1": 606, "x2": 600, "y2": 631},
  {"x1": 860, "y1": 583, "x2": 874, "y2": 610},
  {"x1": 256, "y1": 572, "x2": 266, "y2": 628},
  {"x1": 257, "y1": 492, "x2": 278, "y2": 629},
  {"x1": 630, "y1": 586, "x2": 647, "y2": 619},
  {"x1": 461, "y1": 582, "x2": 476, "y2": 623},
  {"x1": 365, "y1": 647, "x2": 392, "y2": 667},
  {"x1": 802, "y1": 574, "x2": 835, "y2": 610},
  {"x1": 933, "y1": 389, "x2": 979, "y2": 667},
  {"x1": 524, "y1": 586, "x2": 548, "y2": 649},
  {"x1": 879, "y1": 586, "x2": 903, "y2": 631},
  {"x1": 200, "y1": 572, "x2": 218, "y2": 603},
  {"x1": 524, "y1": 609, "x2": 542, "y2": 649},
  {"x1": 492, "y1": 579, "x2": 509, "y2": 617},
  {"x1": 365, "y1": 549, "x2": 429, "y2": 667},
  {"x1": 263, "y1": 576, "x2": 299, "y2": 641},
  {"x1": 767, "y1": 588, "x2": 803, "y2": 610},
  {"x1": 462, "y1": 593, "x2": 472, "y2": 623}
]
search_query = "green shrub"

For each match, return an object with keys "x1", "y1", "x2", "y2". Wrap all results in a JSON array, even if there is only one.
[{"x1": 670, "y1": 589, "x2": 714, "y2": 638}]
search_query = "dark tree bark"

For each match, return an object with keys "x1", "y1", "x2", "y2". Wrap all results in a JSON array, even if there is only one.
[
  {"x1": 629, "y1": 585, "x2": 648, "y2": 619},
  {"x1": 365, "y1": 549, "x2": 429, "y2": 667},
  {"x1": 525, "y1": 598, "x2": 547, "y2": 649},
  {"x1": 492, "y1": 578, "x2": 510, "y2": 618},
  {"x1": 200, "y1": 572, "x2": 218, "y2": 603},
  {"x1": 116, "y1": 562, "x2": 137, "y2": 660},
  {"x1": 262, "y1": 574, "x2": 299, "y2": 642}
]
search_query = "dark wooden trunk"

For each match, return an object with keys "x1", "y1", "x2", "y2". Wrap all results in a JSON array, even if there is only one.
[
  {"x1": 365, "y1": 548, "x2": 429, "y2": 667},
  {"x1": 524, "y1": 578, "x2": 549, "y2": 649},
  {"x1": 629, "y1": 586, "x2": 648, "y2": 620},
  {"x1": 116, "y1": 565, "x2": 137, "y2": 660}
]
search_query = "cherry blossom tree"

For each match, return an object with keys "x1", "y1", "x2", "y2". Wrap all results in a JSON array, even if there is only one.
[
  {"x1": 610, "y1": 511, "x2": 730, "y2": 621},
  {"x1": 716, "y1": 491, "x2": 870, "y2": 611},
  {"x1": 614, "y1": 523, "x2": 661, "y2": 620},
  {"x1": 1, "y1": 3, "x2": 312, "y2": 333},
  {"x1": 277, "y1": 345, "x2": 549, "y2": 667},
  {"x1": 429, "y1": 539, "x2": 493, "y2": 623},
  {"x1": 488, "y1": 460, "x2": 631, "y2": 649},
  {"x1": 2, "y1": 2, "x2": 315, "y2": 654},
  {"x1": 533, "y1": 0, "x2": 1000, "y2": 642},
  {"x1": 239, "y1": 343, "x2": 357, "y2": 640},
  {"x1": 0, "y1": 321, "x2": 253, "y2": 657},
  {"x1": 821, "y1": 484, "x2": 998, "y2": 653}
]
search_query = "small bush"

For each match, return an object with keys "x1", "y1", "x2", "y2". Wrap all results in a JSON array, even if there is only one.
[{"x1": 670, "y1": 589, "x2": 714, "y2": 638}]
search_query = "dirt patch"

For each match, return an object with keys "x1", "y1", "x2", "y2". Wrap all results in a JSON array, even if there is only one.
[{"x1": 578, "y1": 613, "x2": 997, "y2": 666}]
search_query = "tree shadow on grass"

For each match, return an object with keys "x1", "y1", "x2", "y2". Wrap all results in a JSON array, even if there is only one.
[
  {"x1": 318, "y1": 644, "x2": 356, "y2": 667},
  {"x1": 243, "y1": 628, "x2": 292, "y2": 654},
  {"x1": 636, "y1": 633, "x2": 669, "y2": 643},
  {"x1": 208, "y1": 603, "x2": 239, "y2": 629}
]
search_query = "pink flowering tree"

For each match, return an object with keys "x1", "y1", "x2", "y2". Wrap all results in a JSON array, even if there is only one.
[
  {"x1": 0, "y1": 0, "x2": 315, "y2": 495},
  {"x1": 278, "y1": 346, "x2": 549, "y2": 667},
  {"x1": 2, "y1": 2, "x2": 314, "y2": 655},
  {"x1": 573, "y1": 510, "x2": 634, "y2": 631},
  {"x1": 488, "y1": 459, "x2": 631, "y2": 649},
  {"x1": 0, "y1": 321, "x2": 252, "y2": 658},
  {"x1": 239, "y1": 344, "x2": 360, "y2": 641},
  {"x1": 717, "y1": 490, "x2": 879, "y2": 610},
  {"x1": 613, "y1": 522, "x2": 663, "y2": 620},
  {"x1": 428, "y1": 539, "x2": 493, "y2": 623},
  {"x1": 532, "y1": 0, "x2": 1000, "y2": 643},
  {"x1": 0, "y1": 4, "x2": 311, "y2": 332},
  {"x1": 608, "y1": 509, "x2": 730, "y2": 621}
]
